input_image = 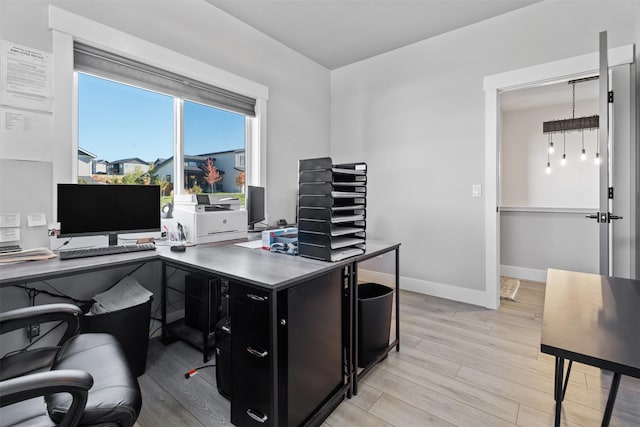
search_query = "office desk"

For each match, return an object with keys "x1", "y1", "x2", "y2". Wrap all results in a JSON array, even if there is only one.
[
  {"x1": 0, "y1": 239, "x2": 401, "y2": 427},
  {"x1": 541, "y1": 269, "x2": 640, "y2": 427}
]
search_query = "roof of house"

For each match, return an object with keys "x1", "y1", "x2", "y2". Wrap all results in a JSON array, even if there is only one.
[
  {"x1": 110, "y1": 157, "x2": 149, "y2": 165},
  {"x1": 153, "y1": 154, "x2": 217, "y2": 170},
  {"x1": 152, "y1": 148, "x2": 245, "y2": 170},
  {"x1": 197, "y1": 148, "x2": 244, "y2": 157},
  {"x1": 78, "y1": 147, "x2": 97, "y2": 158}
]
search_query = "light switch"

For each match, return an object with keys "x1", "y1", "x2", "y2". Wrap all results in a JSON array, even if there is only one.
[{"x1": 472, "y1": 184, "x2": 482, "y2": 198}]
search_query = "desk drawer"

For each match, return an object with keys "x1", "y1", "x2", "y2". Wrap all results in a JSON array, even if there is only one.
[
  {"x1": 231, "y1": 285, "x2": 270, "y2": 307},
  {"x1": 231, "y1": 283, "x2": 272, "y2": 427}
]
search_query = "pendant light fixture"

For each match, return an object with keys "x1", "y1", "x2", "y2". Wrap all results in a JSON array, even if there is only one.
[{"x1": 542, "y1": 76, "x2": 599, "y2": 173}]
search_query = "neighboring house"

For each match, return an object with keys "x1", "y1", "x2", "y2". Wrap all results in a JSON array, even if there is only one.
[
  {"x1": 153, "y1": 149, "x2": 244, "y2": 193},
  {"x1": 93, "y1": 159, "x2": 108, "y2": 174},
  {"x1": 77, "y1": 147, "x2": 96, "y2": 178},
  {"x1": 152, "y1": 157, "x2": 173, "y2": 184},
  {"x1": 107, "y1": 158, "x2": 150, "y2": 175},
  {"x1": 153, "y1": 155, "x2": 215, "y2": 188}
]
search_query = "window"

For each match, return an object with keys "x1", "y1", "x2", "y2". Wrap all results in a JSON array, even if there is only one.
[
  {"x1": 74, "y1": 43, "x2": 256, "y2": 205},
  {"x1": 77, "y1": 73, "x2": 173, "y2": 196},
  {"x1": 184, "y1": 100, "x2": 245, "y2": 195},
  {"x1": 235, "y1": 152, "x2": 245, "y2": 169}
]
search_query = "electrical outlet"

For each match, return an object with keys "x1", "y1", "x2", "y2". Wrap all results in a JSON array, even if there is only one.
[{"x1": 27, "y1": 324, "x2": 40, "y2": 340}]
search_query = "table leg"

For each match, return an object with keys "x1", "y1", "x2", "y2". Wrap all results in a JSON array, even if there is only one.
[
  {"x1": 562, "y1": 360, "x2": 573, "y2": 400},
  {"x1": 347, "y1": 264, "x2": 354, "y2": 399},
  {"x1": 161, "y1": 262, "x2": 167, "y2": 342},
  {"x1": 554, "y1": 357, "x2": 564, "y2": 427},
  {"x1": 601, "y1": 373, "x2": 621, "y2": 427},
  {"x1": 353, "y1": 263, "x2": 359, "y2": 396},
  {"x1": 202, "y1": 279, "x2": 211, "y2": 363},
  {"x1": 395, "y1": 247, "x2": 400, "y2": 352}
]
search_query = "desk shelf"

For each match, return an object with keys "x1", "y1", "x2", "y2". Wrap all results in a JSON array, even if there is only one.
[{"x1": 163, "y1": 273, "x2": 228, "y2": 363}]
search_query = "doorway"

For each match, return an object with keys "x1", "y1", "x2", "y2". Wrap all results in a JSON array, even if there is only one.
[
  {"x1": 483, "y1": 44, "x2": 636, "y2": 309},
  {"x1": 499, "y1": 78, "x2": 600, "y2": 283}
]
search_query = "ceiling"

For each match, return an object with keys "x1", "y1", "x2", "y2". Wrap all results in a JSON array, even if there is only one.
[{"x1": 204, "y1": 0, "x2": 540, "y2": 70}]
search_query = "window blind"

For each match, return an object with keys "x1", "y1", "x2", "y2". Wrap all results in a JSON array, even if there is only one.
[{"x1": 73, "y1": 42, "x2": 256, "y2": 117}]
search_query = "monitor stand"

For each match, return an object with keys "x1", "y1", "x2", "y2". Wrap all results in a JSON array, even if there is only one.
[
  {"x1": 248, "y1": 224, "x2": 266, "y2": 233},
  {"x1": 108, "y1": 233, "x2": 118, "y2": 246}
]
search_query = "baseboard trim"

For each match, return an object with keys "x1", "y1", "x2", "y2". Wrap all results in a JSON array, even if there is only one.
[
  {"x1": 358, "y1": 269, "x2": 490, "y2": 308},
  {"x1": 500, "y1": 265, "x2": 547, "y2": 283}
]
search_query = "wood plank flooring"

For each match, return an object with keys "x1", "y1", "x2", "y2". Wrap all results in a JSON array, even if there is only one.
[{"x1": 136, "y1": 280, "x2": 640, "y2": 426}]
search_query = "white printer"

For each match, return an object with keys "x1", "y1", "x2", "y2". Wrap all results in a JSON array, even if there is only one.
[{"x1": 173, "y1": 194, "x2": 248, "y2": 244}]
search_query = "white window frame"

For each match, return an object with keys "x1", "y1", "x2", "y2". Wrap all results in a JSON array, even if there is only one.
[{"x1": 49, "y1": 6, "x2": 268, "y2": 201}]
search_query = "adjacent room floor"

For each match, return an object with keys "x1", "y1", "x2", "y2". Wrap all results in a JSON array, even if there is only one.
[{"x1": 136, "y1": 280, "x2": 640, "y2": 426}]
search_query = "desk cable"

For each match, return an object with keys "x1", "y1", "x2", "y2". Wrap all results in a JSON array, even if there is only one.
[{"x1": 184, "y1": 363, "x2": 216, "y2": 379}]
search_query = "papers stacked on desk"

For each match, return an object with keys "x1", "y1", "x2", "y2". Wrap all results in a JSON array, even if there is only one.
[{"x1": 0, "y1": 247, "x2": 56, "y2": 263}]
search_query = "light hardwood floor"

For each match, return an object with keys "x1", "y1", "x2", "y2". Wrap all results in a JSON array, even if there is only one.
[{"x1": 136, "y1": 280, "x2": 640, "y2": 426}]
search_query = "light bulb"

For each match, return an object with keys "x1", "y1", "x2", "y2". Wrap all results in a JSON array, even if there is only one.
[
  {"x1": 595, "y1": 153, "x2": 601, "y2": 165},
  {"x1": 581, "y1": 149, "x2": 586, "y2": 161},
  {"x1": 545, "y1": 162, "x2": 551, "y2": 174},
  {"x1": 561, "y1": 154, "x2": 566, "y2": 166},
  {"x1": 548, "y1": 142, "x2": 555, "y2": 154}
]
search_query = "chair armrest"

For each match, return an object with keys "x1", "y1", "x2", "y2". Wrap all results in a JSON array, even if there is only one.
[
  {"x1": 0, "y1": 303, "x2": 82, "y2": 345},
  {"x1": 0, "y1": 369, "x2": 92, "y2": 427}
]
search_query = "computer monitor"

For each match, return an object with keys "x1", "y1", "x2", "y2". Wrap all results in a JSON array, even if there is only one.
[
  {"x1": 246, "y1": 185, "x2": 265, "y2": 231},
  {"x1": 57, "y1": 184, "x2": 161, "y2": 245}
]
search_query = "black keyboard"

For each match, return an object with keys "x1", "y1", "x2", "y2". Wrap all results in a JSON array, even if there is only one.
[
  {"x1": 59, "y1": 243, "x2": 156, "y2": 260},
  {"x1": 0, "y1": 245, "x2": 21, "y2": 254}
]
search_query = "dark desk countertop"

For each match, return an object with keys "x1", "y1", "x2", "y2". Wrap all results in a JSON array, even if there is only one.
[
  {"x1": 0, "y1": 240, "x2": 400, "y2": 291},
  {"x1": 541, "y1": 269, "x2": 640, "y2": 378}
]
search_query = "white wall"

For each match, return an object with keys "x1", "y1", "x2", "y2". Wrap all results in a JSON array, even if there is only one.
[
  {"x1": 0, "y1": 0, "x2": 331, "y2": 249},
  {"x1": 501, "y1": 210, "x2": 599, "y2": 280},
  {"x1": 501, "y1": 100, "x2": 599, "y2": 208},
  {"x1": 331, "y1": 1, "x2": 638, "y2": 304}
]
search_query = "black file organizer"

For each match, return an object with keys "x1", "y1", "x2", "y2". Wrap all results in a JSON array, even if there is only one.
[{"x1": 298, "y1": 157, "x2": 367, "y2": 262}]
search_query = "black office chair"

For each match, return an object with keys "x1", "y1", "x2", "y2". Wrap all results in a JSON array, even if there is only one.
[{"x1": 0, "y1": 303, "x2": 142, "y2": 426}]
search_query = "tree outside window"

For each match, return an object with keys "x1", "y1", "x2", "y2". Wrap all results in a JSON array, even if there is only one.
[{"x1": 202, "y1": 158, "x2": 222, "y2": 193}]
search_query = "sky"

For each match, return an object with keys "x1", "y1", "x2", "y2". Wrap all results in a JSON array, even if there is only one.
[{"x1": 77, "y1": 73, "x2": 245, "y2": 163}]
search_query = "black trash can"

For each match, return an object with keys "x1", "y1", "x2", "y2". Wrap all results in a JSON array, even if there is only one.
[
  {"x1": 357, "y1": 283, "x2": 393, "y2": 368},
  {"x1": 80, "y1": 297, "x2": 152, "y2": 377},
  {"x1": 215, "y1": 317, "x2": 232, "y2": 399}
]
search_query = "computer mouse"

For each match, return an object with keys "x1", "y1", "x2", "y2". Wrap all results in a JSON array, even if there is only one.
[{"x1": 170, "y1": 245, "x2": 186, "y2": 252}]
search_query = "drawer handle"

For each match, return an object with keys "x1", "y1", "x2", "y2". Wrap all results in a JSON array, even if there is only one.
[
  {"x1": 247, "y1": 293, "x2": 267, "y2": 301},
  {"x1": 246, "y1": 346, "x2": 268, "y2": 358},
  {"x1": 247, "y1": 409, "x2": 268, "y2": 423}
]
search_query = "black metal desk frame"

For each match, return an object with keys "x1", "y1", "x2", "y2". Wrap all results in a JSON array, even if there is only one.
[
  {"x1": 541, "y1": 269, "x2": 640, "y2": 427},
  {"x1": 160, "y1": 263, "x2": 220, "y2": 362},
  {"x1": 350, "y1": 244, "x2": 401, "y2": 395}
]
